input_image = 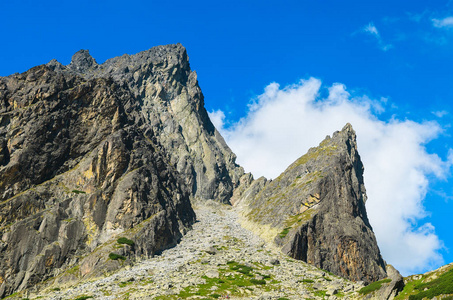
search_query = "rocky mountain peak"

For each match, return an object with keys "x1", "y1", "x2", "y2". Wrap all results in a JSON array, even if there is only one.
[
  {"x1": 68, "y1": 49, "x2": 98, "y2": 72},
  {"x1": 238, "y1": 124, "x2": 386, "y2": 283}
]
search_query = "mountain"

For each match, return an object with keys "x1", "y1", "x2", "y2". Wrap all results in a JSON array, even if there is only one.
[
  {"x1": 0, "y1": 44, "x2": 246, "y2": 297},
  {"x1": 0, "y1": 44, "x2": 409, "y2": 299}
]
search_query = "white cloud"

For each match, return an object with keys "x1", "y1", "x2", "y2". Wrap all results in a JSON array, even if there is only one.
[
  {"x1": 433, "y1": 16, "x2": 453, "y2": 28},
  {"x1": 208, "y1": 109, "x2": 226, "y2": 130},
  {"x1": 432, "y1": 110, "x2": 448, "y2": 118},
  {"x1": 361, "y1": 22, "x2": 393, "y2": 51},
  {"x1": 364, "y1": 23, "x2": 380, "y2": 36},
  {"x1": 211, "y1": 78, "x2": 447, "y2": 275}
]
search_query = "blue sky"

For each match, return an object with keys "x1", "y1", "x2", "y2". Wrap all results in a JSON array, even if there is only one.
[{"x1": 1, "y1": 0, "x2": 452, "y2": 275}]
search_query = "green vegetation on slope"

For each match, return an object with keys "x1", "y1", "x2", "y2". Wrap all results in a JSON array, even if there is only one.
[
  {"x1": 395, "y1": 265, "x2": 453, "y2": 300},
  {"x1": 155, "y1": 260, "x2": 279, "y2": 299},
  {"x1": 358, "y1": 278, "x2": 391, "y2": 295},
  {"x1": 117, "y1": 237, "x2": 135, "y2": 246},
  {"x1": 109, "y1": 253, "x2": 126, "y2": 261},
  {"x1": 407, "y1": 268, "x2": 453, "y2": 300}
]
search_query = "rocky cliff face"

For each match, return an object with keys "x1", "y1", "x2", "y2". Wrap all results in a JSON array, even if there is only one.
[
  {"x1": 237, "y1": 124, "x2": 388, "y2": 283},
  {"x1": 0, "y1": 44, "x2": 244, "y2": 297}
]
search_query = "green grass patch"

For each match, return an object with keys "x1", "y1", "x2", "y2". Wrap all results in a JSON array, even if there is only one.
[
  {"x1": 119, "y1": 281, "x2": 134, "y2": 288},
  {"x1": 74, "y1": 296, "x2": 93, "y2": 300},
  {"x1": 117, "y1": 237, "x2": 135, "y2": 246},
  {"x1": 408, "y1": 268, "x2": 453, "y2": 300},
  {"x1": 227, "y1": 261, "x2": 253, "y2": 276},
  {"x1": 3, "y1": 292, "x2": 19, "y2": 299},
  {"x1": 314, "y1": 290, "x2": 329, "y2": 298},
  {"x1": 299, "y1": 279, "x2": 314, "y2": 283},
  {"x1": 66, "y1": 265, "x2": 80, "y2": 275},
  {"x1": 71, "y1": 190, "x2": 86, "y2": 194},
  {"x1": 109, "y1": 253, "x2": 126, "y2": 260},
  {"x1": 250, "y1": 279, "x2": 266, "y2": 285},
  {"x1": 279, "y1": 227, "x2": 291, "y2": 238},
  {"x1": 358, "y1": 278, "x2": 392, "y2": 295},
  {"x1": 283, "y1": 208, "x2": 316, "y2": 230},
  {"x1": 252, "y1": 261, "x2": 273, "y2": 270}
]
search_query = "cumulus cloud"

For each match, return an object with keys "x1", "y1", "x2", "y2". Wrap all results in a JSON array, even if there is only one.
[
  {"x1": 209, "y1": 78, "x2": 447, "y2": 275},
  {"x1": 361, "y1": 22, "x2": 393, "y2": 51},
  {"x1": 432, "y1": 16, "x2": 453, "y2": 28}
]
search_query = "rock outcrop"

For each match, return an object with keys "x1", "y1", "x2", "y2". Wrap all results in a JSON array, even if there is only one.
[
  {"x1": 238, "y1": 124, "x2": 387, "y2": 283},
  {"x1": 363, "y1": 265, "x2": 404, "y2": 300},
  {"x1": 0, "y1": 44, "x2": 244, "y2": 297}
]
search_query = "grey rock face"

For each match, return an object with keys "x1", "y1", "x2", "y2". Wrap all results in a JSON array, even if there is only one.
[
  {"x1": 56, "y1": 44, "x2": 246, "y2": 204},
  {"x1": 68, "y1": 50, "x2": 98, "y2": 73},
  {"x1": 239, "y1": 124, "x2": 387, "y2": 283},
  {"x1": 0, "y1": 44, "x2": 243, "y2": 297}
]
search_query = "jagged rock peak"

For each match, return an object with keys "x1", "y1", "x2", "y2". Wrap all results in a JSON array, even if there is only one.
[
  {"x1": 333, "y1": 122, "x2": 357, "y2": 144},
  {"x1": 238, "y1": 123, "x2": 386, "y2": 283},
  {"x1": 68, "y1": 49, "x2": 98, "y2": 72},
  {"x1": 322, "y1": 123, "x2": 356, "y2": 148}
]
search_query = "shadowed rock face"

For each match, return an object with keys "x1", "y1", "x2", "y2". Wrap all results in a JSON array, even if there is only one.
[
  {"x1": 0, "y1": 44, "x2": 244, "y2": 297},
  {"x1": 239, "y1": 124, "x2": 387, "y2": 283}
]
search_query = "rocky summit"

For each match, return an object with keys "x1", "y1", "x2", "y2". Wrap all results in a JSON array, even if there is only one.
[
  {"x1": 0, "y1": 44, "x2": 423, "y2": 299},
  {"x1": 236, "y1": 124, "x2": 387, "y2": 284}
]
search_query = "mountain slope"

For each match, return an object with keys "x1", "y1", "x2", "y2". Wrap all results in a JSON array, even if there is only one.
[
  {"x1": 395, "y1": 263, "x2": 453, "y2": 300},
  {"x1": 15, "y1": 202, "x2": 368, "y2": 299}
]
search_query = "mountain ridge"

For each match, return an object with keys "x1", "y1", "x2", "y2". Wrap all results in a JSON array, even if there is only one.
[{"x1": 2, "y1": 44, "x2": 448, "y2": 299}]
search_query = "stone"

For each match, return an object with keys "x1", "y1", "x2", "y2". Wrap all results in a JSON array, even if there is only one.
[
  {"x1": 327, "y1": 287, "x2": 338, "y2": 295},
  {"x1": 205, "y1": 269, "x2": 219, "y2": 278},
  {"x1": 363, "y1": 265, "x2": 405, "y2": 300},
  {"x1": 204, "y1": 246, "x2": 217, "y2": 255}
]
